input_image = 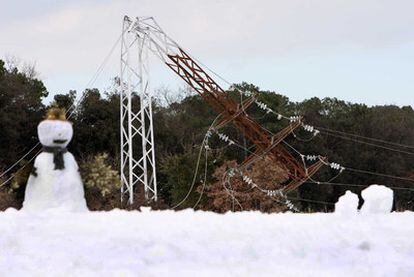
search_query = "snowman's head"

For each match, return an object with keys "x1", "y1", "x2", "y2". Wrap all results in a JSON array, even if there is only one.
[{"x1": 38, "y1": 108, "x2": 73, "y2": 148}]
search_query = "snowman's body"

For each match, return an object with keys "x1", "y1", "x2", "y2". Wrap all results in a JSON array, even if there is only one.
[{"x1": 23, "y1": 119, "x2": 88, "y2": 212}]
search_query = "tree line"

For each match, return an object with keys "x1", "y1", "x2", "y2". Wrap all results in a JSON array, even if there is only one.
[{"x1": 1, "y1": 59, "x2": 413, "y2": 212}]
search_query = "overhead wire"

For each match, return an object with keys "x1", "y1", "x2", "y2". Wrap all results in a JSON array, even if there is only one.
[
  {"x1": 0, "y1": 148, "x2": 42, "y2": 189},
  {"x1": 193, "y1": 59, "x2": 414, "y2": 159},
  {"x1": 319, "y1": 130, "x2": 414, "y2": 156},
  {"x1": 282, "y1": 139, "x2": 414, "y2": 185},
  {"x1": 292, "y1": 129, "x2": 317, "y2": 143},
  {"x1": 130, "y1": 26, "x2": 414, "y2": 207},
  {"x1": 192, "y1": 145, "x2": 209, "y2": 209},
  {"x1": 222, "y1": 172, "x2": 244, "y2": 211},
  {"x1": 184, "y1": 41, "x2": 414, "y2": 210},
  {"x1": 205, "y1": 126, "x2": 414, "y2": 209},
  {"x1": 66, "y1": 32, "x2": 124, "y2": 119},
  {"x1": 257, "y1": 118, "x2": 414, "y2": 185},
  {"x1": 214, "y1": 131, "x2": 303, "y2": 211},
  {"x1": 345, "y1": 166, "x2": 414, "y2": 183},
  {"x1": 220, "y1": 126, "x2": 414, "y2": 198},
  {"x1": 171, "y1": 116, "x2": 220, "y2": 209},
  {"x1": 316, "y1": 126, "x2": 414, "y2": 150},
  {"x1": 110, "y1": 25, "x2": 341, "y2": 209},
  {"x1": 171, "y1": 136, "x2": 207, "y2": 209},
  {"x1": 0, "y1": 144, "x2": 40, "y2": 180},
  {"x1": 0, "y1": 32, "x2": 124, "y2": 189},
  {"x1": 286, "y1": 196, "x2": 336, "y2": 206},
  {"x1": 184, "y1": 45, "x2": 414, "y2": 161},
  {"x1": 304, "y1": 181, "x2": 414, "y2": 192}
]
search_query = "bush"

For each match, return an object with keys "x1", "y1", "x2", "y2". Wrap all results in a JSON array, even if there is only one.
[
  {"x1": 80, "y1": 153, "x2": 121, "y2": 197},
  {"x1": 80, "y1": 153, "x2": 168, "y2": 211},
  {"x1": 80, "y1": 153, "x2": 122, "y2": 210},
  {"x1": 9, "y1": 160, "x2": 32, "y2": 197},
  {"x1": 0, "y1": 168, "x2": 24, "y2": 211}
]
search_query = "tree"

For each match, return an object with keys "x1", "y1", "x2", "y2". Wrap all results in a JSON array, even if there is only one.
[
  {"x1": 53, "y1": 90, "x2": 76, "y2": 111},
  {"x1": 70, "y1": 89, "x2": 120, "y2": 160},
  {"x1": 0, "y1": 59, "x2": 48, "y2": 169}
]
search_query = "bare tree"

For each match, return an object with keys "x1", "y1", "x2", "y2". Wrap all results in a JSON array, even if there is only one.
[
  {"x1": 155, "y1": 84, "x2": 193, "y2": 107},
  {"x1": 4, "y1": 54, "x2": 20, "y2": 72},
  {"x1": 3, "y1": 54, "x2": 38, "y2": 79},
  {"x1": 21, "y1": 61, "x2": 38, "y2": 79}
]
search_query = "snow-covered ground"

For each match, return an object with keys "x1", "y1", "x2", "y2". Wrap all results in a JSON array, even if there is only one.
[{"x1": 0, "y1": 208, "x2": 413, "y2": 276}]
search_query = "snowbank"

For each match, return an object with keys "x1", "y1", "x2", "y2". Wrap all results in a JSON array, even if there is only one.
[
  {"x1": 0, "y1": 209, "x2": 413, "y2": 276},
  {"x1": 360, "y1": 184, "x2": 394, "y2": 214},
  {"x1": 335, "y1": 185, "x2": 394, "y2": 215},
  {"x1": 335, "y1": 190, "x2": 359, "y2": 215}
]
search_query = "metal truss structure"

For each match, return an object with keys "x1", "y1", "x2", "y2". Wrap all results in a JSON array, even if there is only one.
[
  {"x1": 121, "y1": 15, "x2": 324, "y2": 201},
  {"x1": 120, "y1": 17, "x2": 157, "y2": 203}
]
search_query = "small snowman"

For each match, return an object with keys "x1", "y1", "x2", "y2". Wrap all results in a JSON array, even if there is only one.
[{"x1": 23, "y1": 108, "x2": 88, "y2": 212}]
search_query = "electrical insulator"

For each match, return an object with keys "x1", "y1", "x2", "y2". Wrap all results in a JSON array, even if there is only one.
[
  {"x1": 306, "y1": 155, "x2": 318, "y2": 161},
  {"x1": 329, "y1": 162, "x2": 344, "y2": 171}
]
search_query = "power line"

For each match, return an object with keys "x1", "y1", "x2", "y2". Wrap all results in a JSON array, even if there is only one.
[
  {"x1": 122, "y1": 30, "x2": 414, "y2": 207},
  {"x1": 287, "y1": 196, "x2": 336, "y2": 206},
  {"x1": 177, "y1": 50, "x2": 414, "y2": 210},
  {"x1": 192, "y1": 146, "x2": 209, "y2": 209},
  {"x1": 319, "y1": 130, "x2": 414, "y2": 156},
  {"x1": 66, "y1": 32, "x2": 124, "y2": 119},
  {"x1": 218, "y1": 119, "x2": 414, "y2": 189},
  {"x1": 0, "y1": 143, "x2": 40, "y2": 179},
  {"x1": 0, "y1": 33, "x2": 123, "y2": 188},
  {"x1": 171, "y1": 116, "x2": 220, "y2": 209},
  {"x1": 200, "y1": 123, "x2": 414, "y2": 210},
  {"x1": 170, "y1": 138, "x2": 206, "y2": 209},
  {"x1": 345, "y1": 166, "x2": 414, "y2": 183},
  {"x1": 305, "y1": 181, "x2": 414, "y2": 192},
  {"x1": 316, "y1": 126, "x2": 414, "y2": 150},
  {"x1": 0, "y1": 148, "x2": 41, "y2": 189},
  {"x1": 282, "y1": 138, "x2": 414, "y2": 184},
  {"x1": 182, "y1": 50, "x2": 414, "y2": 161}
]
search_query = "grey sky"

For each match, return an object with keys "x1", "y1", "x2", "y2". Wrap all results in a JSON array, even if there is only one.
[{"x1": 1, "y1": 0, "x2": 413, "y2": 106}]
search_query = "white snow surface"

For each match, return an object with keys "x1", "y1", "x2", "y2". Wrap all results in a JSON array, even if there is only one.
[
  {"x1": 1, "y1": 209, "x2": 413, "y2": 276},
  {"x1": 360, "y1": 184, "x2": 394, "y2": 214},
  {"x1": 335, "y1": 190, "x2": 359, "y2": 215}
]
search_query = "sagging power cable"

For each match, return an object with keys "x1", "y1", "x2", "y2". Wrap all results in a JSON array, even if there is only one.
[{"x1": 0, "y1": 33, "x2": 123, "y2": 188}]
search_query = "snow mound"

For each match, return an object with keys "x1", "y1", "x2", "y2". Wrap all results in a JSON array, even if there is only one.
[
  {"x1": 360, "y1": 184, "x2": 394, "y2": 214},
  {"x1": 0, "y1": 209, "x2": 413, "y2": 276},
  {"x1": 335, "y1": 190, "x2": 359, "y2": 215}
]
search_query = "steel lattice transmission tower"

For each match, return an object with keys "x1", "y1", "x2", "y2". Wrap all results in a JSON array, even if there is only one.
[{"x1": 120, "y1": 16, "x2": 157, "y2": 203}]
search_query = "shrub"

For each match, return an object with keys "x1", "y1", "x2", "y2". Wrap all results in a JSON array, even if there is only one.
[
  {"x1": 80, "y1": 153, "x2": 167, "y2": 211},
  {"x1": 9, "y1": 160, "x2": 32, "y2": 196},
  {"x1": 80, "y1": 153, "x2": 121, "y2": 198}
]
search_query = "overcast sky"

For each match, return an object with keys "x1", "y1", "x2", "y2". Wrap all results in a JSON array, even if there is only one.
[{"x1": 1, "y1": 0, "x2": 413, "y2": 106}]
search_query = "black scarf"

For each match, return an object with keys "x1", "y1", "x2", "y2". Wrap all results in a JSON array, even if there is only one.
[{"x1": 42, "y1": 146, "x2": 68, "y2": 170}]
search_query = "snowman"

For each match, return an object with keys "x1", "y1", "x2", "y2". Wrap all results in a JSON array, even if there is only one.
[{"x1": 22, "y1": 108, "x2": 88, "y2": 212}]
